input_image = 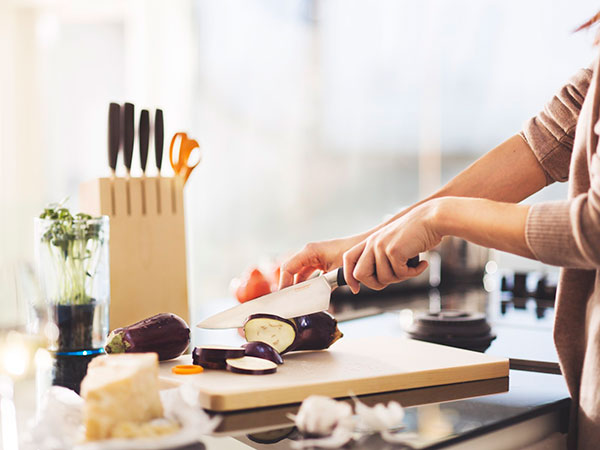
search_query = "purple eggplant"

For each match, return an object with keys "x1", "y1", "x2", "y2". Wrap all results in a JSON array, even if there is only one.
[
  {"x1": 242, "y1": 341, "x2": 284, "y2": 364},
  {"x1": 243, "y1": 312, "x2": 343, "y2": 355},
  {"x1": 290, "y1": 311, "x2": 343, "y2": 352},
  {"x1": 193, "y1": 345, "x2": 245, "y2": 369},
  {"x1": 243, "y1": 313, "x2": 297, "y2": 354},
  {"x1": 104, "y1": 313, "x2": 190, "y2": 361}
]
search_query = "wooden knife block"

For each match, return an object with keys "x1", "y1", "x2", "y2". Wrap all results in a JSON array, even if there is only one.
[{"x1": 79, "y1": 176, "x2": 189, "y2": 330}]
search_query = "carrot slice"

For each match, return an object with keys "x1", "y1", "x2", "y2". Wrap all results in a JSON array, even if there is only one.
[{"x1": 172, "y1": 364, "x2": 204, "y2": 375}]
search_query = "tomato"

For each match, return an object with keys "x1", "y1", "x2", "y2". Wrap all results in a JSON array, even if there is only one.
[{"x1": 235, "y1": 268, "x2": 272, "y2": 303}]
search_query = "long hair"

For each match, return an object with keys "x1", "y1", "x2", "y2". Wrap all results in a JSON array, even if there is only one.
[{"x1": 575, "y1": 11, "x2": 600, "y2": 32}]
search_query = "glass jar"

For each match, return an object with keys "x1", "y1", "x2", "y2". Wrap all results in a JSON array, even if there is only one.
[{"x1": 34, "y1": 216, "x2": 110, "y2": 353}]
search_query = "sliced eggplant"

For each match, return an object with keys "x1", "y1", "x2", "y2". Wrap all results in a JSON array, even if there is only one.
[
  {"x1": 290, "y1": 312, "x2": 343, "y2": 352},
  {"x1": 226, "y1": 356, "x2": 278, "y2": 375},
  {"x1": 104, "y1": 313, "x2": 190, "y2": 361},
  {"x1": 193, "y1": 345, "x2": 245, "y2": 369},
  {"x1": 196, "y1": 360, "x2": 227, "y2": 370},
  {"x1": 242, "y1": 341, "x2": 284, "y2": 365},
  {"x1": 243, "y1": 314, "x2": 297, "y2": 354}
]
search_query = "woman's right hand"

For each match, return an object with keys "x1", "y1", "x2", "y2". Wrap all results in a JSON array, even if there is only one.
[{"x1": 278, "y1": 236, "x2": 365, "y2": 289}]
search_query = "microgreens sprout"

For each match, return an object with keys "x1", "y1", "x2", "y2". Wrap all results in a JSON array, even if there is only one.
[{"x1": 39, "y1": 202, "x2": 105, "y2": 305}]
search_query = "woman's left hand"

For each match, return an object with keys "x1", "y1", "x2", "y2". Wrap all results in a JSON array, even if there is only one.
[{"x1": 343, "y1": 200, "x2": 442, "y2": 293}]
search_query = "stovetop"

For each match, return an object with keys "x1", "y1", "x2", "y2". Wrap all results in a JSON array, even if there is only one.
[{"x1": 328, "y1": 270, "x2": 560, "y2": 373}]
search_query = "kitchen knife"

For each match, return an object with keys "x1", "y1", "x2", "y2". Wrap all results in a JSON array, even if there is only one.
[
  {"x1": 197, "y1": 268, "x2": 347, "y2": 329},
  {"x1": 108, "y1": 103, "x2": 121, "y2": 176},
  {"x1": 139, "y1": 109, "x2": 150, "y2": 174},
  {"x1": 155, "y1": 109, "x2": 164, "y2": 174},
  {"x1": 198, "y1": 256, "x2": 420, "y2": 329},
  {"x1": 123, "y1": 102, "x2": 135, "y2": 175}
]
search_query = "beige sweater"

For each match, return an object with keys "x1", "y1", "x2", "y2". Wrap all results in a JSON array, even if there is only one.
[{"x1": 521, "y1": 55, "x2": 600, "y2": 449}]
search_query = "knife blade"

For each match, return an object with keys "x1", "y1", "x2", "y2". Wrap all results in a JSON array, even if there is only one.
[
  {"x1": 197, "y1": 268, "x2": 347, "y2": 329},
  {"x1": 123, "y1": 102, "x2": 135, "y2": 176}
]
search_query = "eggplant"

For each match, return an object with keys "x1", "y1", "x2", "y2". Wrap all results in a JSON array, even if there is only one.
[
  {"x1": 289, "y1": 312, "x2": 343, "y2": 352},
  {"x1": 104, "y1": 313, "x2": 190, "y2": 361},
  {"x1": 243, "y1": 314, "x2": 297, "y2": 354},
  {"x1": 193, "y1": 345, "x2": 245, "y2": 369},
  {"x1": 242, "y1": 341, "x2": 284, "y2": 364},
  {"x1": 226, "y1": 356, "x2": 278, "y2": 375},
  {"x1": 243, "y1": 312, "x2": 343, "y2": 355}
]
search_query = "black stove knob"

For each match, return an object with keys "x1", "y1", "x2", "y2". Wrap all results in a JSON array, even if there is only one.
[
  {"x1": 534, "y1": 276, "x2": 557, "y2": 302},
  {"x1": 535, "y1": 276, "x2": 547, "y2": 299},
  {"x1": 501, "y1": 275, "x2": 510, "y2": 292},
  {"x1": 512, "y1": 272, "x2": 528, "y2": 298}
]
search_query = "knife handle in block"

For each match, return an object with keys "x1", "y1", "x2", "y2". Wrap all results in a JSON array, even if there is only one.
[
  {"x1": 123, "y1": 102, "x2": 135, "y2": 173},
  {"x1": 155, "y1": 109, "x2": 164, "y2": 173},
  {"x1": 139, "y1": 109, "x2": 150, "y2": 173},
  {"x1": 108, "y1": 103, "x2": 121, "y2": 174}
]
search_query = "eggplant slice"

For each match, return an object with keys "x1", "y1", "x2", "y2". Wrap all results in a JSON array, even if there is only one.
[
  {"x1": 242, "y1": 341, "x2": 284, "y2": 364},
  {"x1": 290, "y1": 312, "x2": 343, "y2": 352},
  {"x1": 243, "y1": 314, "x2": 297, "y2": 354},
  {"x1": 226, "y1": 356, "x2": 278, "y2": 375},
  {"x1": 193, "y1": 345, "x2": 246, "y2": 369}
]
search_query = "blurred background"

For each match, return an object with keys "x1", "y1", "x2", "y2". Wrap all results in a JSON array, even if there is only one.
[{"x1": 1, "y1": 0, "x2": 598, "y2": 302}]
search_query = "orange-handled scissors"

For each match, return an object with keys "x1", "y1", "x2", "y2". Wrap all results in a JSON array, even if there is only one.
[{"x1": 169, "y1": 132, "x2": 201, "y2": 184}]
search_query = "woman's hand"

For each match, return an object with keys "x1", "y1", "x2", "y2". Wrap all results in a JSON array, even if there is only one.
[
  {"x1": 279, "y1": 236, "x2": 366, "y2": 289},
  {"x1": 343, "y1": 201, "x2": 441, "y2": 293}
]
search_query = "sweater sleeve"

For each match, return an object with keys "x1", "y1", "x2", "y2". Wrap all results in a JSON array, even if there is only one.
[
  {"x1": 525, "y1": 148, "x2": 600, "y2": 269},
  {"x1": 519, "y1": 68, "x2": 592, "y2": 185}
]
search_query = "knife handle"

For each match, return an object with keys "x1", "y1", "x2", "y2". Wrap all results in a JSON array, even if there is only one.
[
  {"x1": 407, "y1": 256, "x2": 420, "y2": 268},
  {"x1": 334, "y1": 255, "x2": 420, "y2": 287},
  {"x1": 336, "y1": 267, "x2": 347, "y2": 287},
  {"x1": 139, "y1": 109, "x2": 150, "y2": 173},
  {"x1": 123, "y1": 102, "x2": 135, "y2": 173},
  {"x1": 155, "y1": 109, "x2": 164, "y2": 173},
  {"x1": 108, "y1": 103, "x2": 121, "y2": 173}
]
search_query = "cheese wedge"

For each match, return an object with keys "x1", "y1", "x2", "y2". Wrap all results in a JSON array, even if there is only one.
[{"x1": 80, "y1": 353, "x2": 164, "y2": 440}]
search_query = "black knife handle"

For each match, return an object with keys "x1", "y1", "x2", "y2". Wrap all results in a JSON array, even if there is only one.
[
  {"x1": 123, "y1": 102, "x2": 135, "y2": 172},
  {"x1": 139, "y1": 109, "x2": 150, "y2": 173},
  {"x1": 108, "y1": 103, "x2": 121, "y2": 173},
  {"x1": 336, "y1": 255, "x2": 420, "y2": 286},
  {"x1": 336, "y1": 267, "x2": 347, "y2": 287},
  {"x1": 155, "y1": 109, "x2": 164, "y2": 172},
  {"x1": 407, "y1": 255, "x2": 420, "y2": 268}
]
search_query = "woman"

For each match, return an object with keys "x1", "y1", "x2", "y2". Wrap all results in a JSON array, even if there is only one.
[{"x1": 279, "y1": 18, "x2": 600, "y2": 450}]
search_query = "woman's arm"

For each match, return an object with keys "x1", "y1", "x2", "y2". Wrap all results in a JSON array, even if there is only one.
[
  {"x1": 342, "y1": 197, "x2": 534, "y2": 292},
  {"x1": 279, "y1": 134, "x2": 547, "y2": 288},
  {"x1": 373, "y1": 134, "x2": 547, "y2": 227}
]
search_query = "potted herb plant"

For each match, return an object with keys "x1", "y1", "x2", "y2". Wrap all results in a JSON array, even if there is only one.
[{"x1": 35, "y1": 202, "x2": 109, "y2": 391}]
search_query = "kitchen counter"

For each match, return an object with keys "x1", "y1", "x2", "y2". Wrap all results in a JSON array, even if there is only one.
[
  {"x1": 187, "y1": 288, "x2": 569, "y2": 449},
  {"x1": 7, "y1": 284, "x2": 570, "y2": 449},
  {"x1": 213, "y1": 369, "x2": 568, "y2": 449}
]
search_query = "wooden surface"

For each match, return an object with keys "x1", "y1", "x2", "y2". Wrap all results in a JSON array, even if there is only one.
[
  {"x1": 79, "y1": 176, "x2": 189, "y2": 329},
  {"x1": 212, "y1": 376, "x2": 509, "y2": 435},
  {"x1": 160, "y1": 337, "x2": 509, "y2": 411}
]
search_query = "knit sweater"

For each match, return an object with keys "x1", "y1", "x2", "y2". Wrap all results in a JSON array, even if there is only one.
[{"x1": 520, "y1": 55, "x2": 600, "y2": 449}]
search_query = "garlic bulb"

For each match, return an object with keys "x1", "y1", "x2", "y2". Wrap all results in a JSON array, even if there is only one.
[
  {"x1": 354, "y1": 398, "x2": 405, "y2": 432},
  {"x1": 289, "y1": 395, "x2": 353, "y2": 436}
]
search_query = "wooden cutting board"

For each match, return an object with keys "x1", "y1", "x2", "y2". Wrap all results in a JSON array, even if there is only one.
[{"x1": 160, "y1": 337, "x2": 508, "y2": 411}]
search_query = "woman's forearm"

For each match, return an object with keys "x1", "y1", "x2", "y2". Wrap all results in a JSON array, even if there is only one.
[
  {"x1": 360, "y1": 134, "x2": 547, "y2": 239},
  {"x1": 432, "y1": 196, "x2": 535, "y2": 259}
]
